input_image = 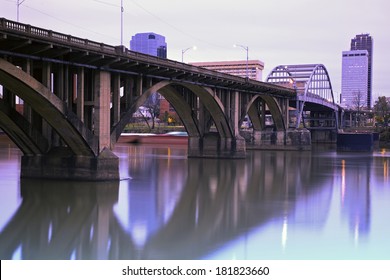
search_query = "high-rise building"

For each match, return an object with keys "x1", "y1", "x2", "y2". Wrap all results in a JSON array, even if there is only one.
[
  {"x1": 341, "y1": 50, "x2": 369, "y2": 109},
  {"x1": 130, "y1": 32, "x2": 167, "y2": 58},
  {"x1": 349, "y1": 34, "x2": 373, "y2": 108},
  {"x1": 191, "y1": 60, "x2": 265, "y2": 81}
]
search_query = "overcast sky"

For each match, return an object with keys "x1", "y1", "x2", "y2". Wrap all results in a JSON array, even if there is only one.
[{"x1": 1, "y1": 0, "x2": 389, "y2": 101}]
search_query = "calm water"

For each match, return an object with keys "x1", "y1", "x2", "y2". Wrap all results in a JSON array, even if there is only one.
[{"x1": 0, "y1": 136, "x2": 389, "y2": 260}]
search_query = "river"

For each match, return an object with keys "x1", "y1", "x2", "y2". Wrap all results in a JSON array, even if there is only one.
[{"x1": 0, "y1": 135, "x2": 389, "y2": 260}]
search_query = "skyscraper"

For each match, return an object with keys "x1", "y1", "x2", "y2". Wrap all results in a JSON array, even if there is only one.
[
  {"x1": 350, "y1": 34, "x2": 373, "y2": 108},
  {"x1": 341, "y1": 50, "x2": 369, "y2": 108},
  {"x1": 130, "y1": 32, "x2": 167, "y2": 58}
]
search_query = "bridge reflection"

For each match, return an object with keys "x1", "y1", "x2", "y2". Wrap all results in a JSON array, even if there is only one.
[{"x1": 0, "y1": 148, "x2": 375, "y2": 259}]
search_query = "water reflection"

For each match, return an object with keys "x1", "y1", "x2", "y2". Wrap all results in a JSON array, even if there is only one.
[
  {"x1": 0, "y1": 142, "x2": 389, "y2": 259},
  {"x1": 140, "y1": 151, "x2": 333, "y2": 259},
  {"x1": 0, "y1": 147, "x2": 335, "y2": 259},
  {"x1": 0, "y1": 180, "x2": 119, "y2": 259},
  {"x1": 339, "y1": 155, "x2": 371, "y2": 242}
]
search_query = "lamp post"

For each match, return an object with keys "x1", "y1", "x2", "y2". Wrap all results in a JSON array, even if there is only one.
[
  {"x1": 93, "y1": 0, "x2": 124, "y2": 46},
  {"x1": 181, "y1": 46, "x2": 197, "y2": 63},
  {"x1": 234, "y1": 44, "x2": 249, "y2": 79},
  {"x1": 120, "y1": 0, "x2": 124, "y2": 46},
  {"x1": 17, "y1": 0, "x2": 27, "y2": 22}
]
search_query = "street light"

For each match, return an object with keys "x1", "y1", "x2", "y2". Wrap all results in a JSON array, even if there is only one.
[
  {"x1": 120, "y1": 0, "x2": 124, "y2": 46},
  {"x1": 234, "y1": 44, "x2": 249, "y2": 79},
  {"x1": 93, "y1": 0, "x2": 124, "y2": 46},
  {"x1": 181, "y1": 46, "x2": 197, "y2": 63},
  {"x1": 17, "y1": 0, "x2": 27, "y2": 22}
]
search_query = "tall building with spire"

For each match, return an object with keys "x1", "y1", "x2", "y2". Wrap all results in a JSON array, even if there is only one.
[{"x1": 349, "y1": 34, "x2": 373, "y2": 108}]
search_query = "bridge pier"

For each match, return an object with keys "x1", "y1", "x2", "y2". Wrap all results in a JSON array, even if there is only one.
[
  {"x1": 20, "y1": 148, "x2": 119, "y2": 181},
  {"x1": 251, "y1": 129, "x2": 311, "y2": 150},
  {"x1": 311, "y1": 130, "x2": 337, "y2": 143},
  {"x1": 188, "y1": 134, "x2": 246, "y2": 159}
]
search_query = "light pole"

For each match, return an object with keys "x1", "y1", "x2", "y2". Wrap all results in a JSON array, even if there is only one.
[
  {"x1": 181, "y1": 46, "x2": 196, "y2": 63},
  {"x1": 120, "y1": 0, "x2": 124, "y2": 46},
  {"x1": 93, "y1": 0, "x2": 124, "y2": 46},
  {"x1": 234, "y1": 44, "x2": 249, "y2": 79},
  {"x1": 17, "y1": 0, "x2": 27, "y2": 22}
]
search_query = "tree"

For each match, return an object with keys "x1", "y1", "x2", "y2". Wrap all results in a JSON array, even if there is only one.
[
  {"x1": 373, "y1": 96, "x2": 390, "y2": 124},
  {"x1": 353, "y1": 90, "x2": 365, "y2": 126},
  {"x1": 142, "y1": 92, "x2": 160, "y2": 130}
]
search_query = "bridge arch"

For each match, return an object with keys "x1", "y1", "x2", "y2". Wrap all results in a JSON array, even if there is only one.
[
  {"x1": 245, "y1": 95, "x2": 286, "y2": 131},
  {"x1": 266, "y1": 64, "x2": 335, "y2": 103},
  {"x1": 0, "y1": 58, "x2": 97, "y2": 156},
  {"x1": 0, "y1": 99, "x2": 48, "y2": 155},
  {"x1": 111, "y1": 80, "x2": 234, "y2": 143},
  {"x1": 266, "y1": 64, "x2": 337, "y2": 128}
]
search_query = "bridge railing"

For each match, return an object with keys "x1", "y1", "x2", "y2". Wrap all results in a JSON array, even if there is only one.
[
  {"x1": 0, "y1": 18, "x2": 194, "y2": 67},
  {"x1": 0, "y1": 18, "x2": 296, "y2": 96},
  {"x1": 0, "y1": 18, "x2": 240, "y2": 75},
  {"x1": 0, "y1": 18, "x2": 118, "y2": 53}
]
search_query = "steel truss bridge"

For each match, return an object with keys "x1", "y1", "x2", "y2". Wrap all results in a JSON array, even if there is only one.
[{"x1": 267, "y1": 64, "x2": 340, "y2": 131}]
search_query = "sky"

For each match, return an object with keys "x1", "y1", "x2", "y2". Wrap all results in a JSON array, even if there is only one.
[{"x1": 1, "y1": 0, "x2": 390, "y2": 102}]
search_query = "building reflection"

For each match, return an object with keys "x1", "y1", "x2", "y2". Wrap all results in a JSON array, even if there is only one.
[
  {"x1": 0, "y1": 147, "x2": 336, "y2": 260},
  {"x1": 338, "y1": 154, "x2": 371, "y2": 242}
]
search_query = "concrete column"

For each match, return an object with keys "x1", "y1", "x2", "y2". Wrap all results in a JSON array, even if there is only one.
[
  {"x1": 283, "y1": 98, "x2": 289, "y2": 129},
  {"x1": 261, "y1": 102, "x2": 266, "y2": 128},
  {"x1": 135, "y1": 75, "x2": 143, "y2": 97},
  {"x1": 77, "y1": 68, "x2": 84, "y2": 122},
  {"x1": 22, "y1": 59, "x2": 32, "y2": 122},
  {"x1": 252, "y1": 129, "x2": 311, "y2": 150},
  {"x1": 41, "y1": 62, "x2": 52, "y2": 145},
  {"x1": 232, "y1": 91, "x2": 240, "y2": 137},
  {"x1": 112, "y1": 73, "x2": 121, "y2": 126},
  {"x1": 54, "y1": 64, "x2": 64, "y2": 100},
  {"x1": 94, "y1": 71, "x2": 111, "y2": 152},
  {"x1": 124, "y1": 77, "x2": 133, "y2": 110},
  {"x1": 188, "y1": 134, "x2": 246, "y2": 159},
  {"x1": 198, "y1": 101, "x2": 206, "y2": 135}
]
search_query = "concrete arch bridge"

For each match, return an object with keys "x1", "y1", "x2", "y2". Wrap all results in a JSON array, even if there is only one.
[{"x1": 1, "y1": 18, "x2": 311, "y2": 180}]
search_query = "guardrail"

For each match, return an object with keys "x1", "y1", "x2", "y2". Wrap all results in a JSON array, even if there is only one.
[
  {"x1": 0, "y1": 17, "x2": 295, "y2": 95},
  {"x1": 0, "y1": 17, "x2": 179, "y2": 65}
]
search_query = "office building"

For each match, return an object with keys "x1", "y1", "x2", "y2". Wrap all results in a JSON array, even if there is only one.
[
  {"x1": 191, "y1": 60, "x2": 265, "y2": 81},
  {"x1": 341, "y1": 50, "x2": 369, "y2": 108},
  {"x1": 349, "y1": 34, "x2": 373, "y2": 108},
  {"x1": 130, "y1": 32, "x2": 167, "y2": 58}
]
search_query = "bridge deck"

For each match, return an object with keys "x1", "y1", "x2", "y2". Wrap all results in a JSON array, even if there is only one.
[{"x1": 0, "y1": 17, "x2": 294, "y2": 98}]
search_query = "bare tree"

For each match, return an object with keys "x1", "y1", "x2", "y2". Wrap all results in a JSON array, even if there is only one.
[
  {"x1": 353, "y1": 90, "x2": 365, "y2": 127},
  {"x1": 142, "y1": 92, "x2": 160, "y2": 130}
]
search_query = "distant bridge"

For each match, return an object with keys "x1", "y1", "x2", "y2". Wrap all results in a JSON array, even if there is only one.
[
  {"x1": 0, "y1": 18, "x2": 338, "y2": 180},
  {"x1": 267, "y1": 64, "x2": 340, "y2": 130}
]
